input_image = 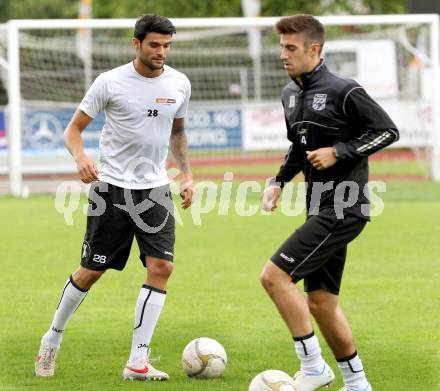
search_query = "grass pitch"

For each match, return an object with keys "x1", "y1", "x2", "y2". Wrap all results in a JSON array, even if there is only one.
[{"x1": 1, "y1": 180, "x2": 440, "y2": 390}]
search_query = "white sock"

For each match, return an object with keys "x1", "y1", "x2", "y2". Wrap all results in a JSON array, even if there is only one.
[
  {"x1": 42, "y1": 276, "x2": 88, "y2": 347},
  {"x1": 337, "y1": 352, "x2": 370, "y2": 390},
  {"x1": 128, "y1": 284, "x2": 166, "y2": 363},
  {"x1": 293, "y1": 332, "x2": 326, "y2": 373}
]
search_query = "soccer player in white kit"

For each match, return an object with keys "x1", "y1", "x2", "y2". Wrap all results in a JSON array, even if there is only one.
[{"x1": 35, "y1": 14, "x2": 193, "y2": 381}]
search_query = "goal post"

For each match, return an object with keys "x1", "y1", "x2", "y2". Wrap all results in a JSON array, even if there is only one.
[
  {"x1": 7, "y1": 21, "x2": 21, "y2": 197},
  {"x1": 429, "y1": 15, "x2": 440, "y2": 183},
  {"x1": 2, "y1": 14, "x2": 440, "y2": 196}
]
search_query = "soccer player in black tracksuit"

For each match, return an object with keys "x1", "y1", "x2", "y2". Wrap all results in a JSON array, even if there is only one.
[{"x1": 259, "y1": 15, "x2": 399, "y2": 391}]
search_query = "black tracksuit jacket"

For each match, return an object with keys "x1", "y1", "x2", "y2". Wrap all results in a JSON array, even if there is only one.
[{"x1": 271, "y1": 60, "x2": 399, "y2": 220}]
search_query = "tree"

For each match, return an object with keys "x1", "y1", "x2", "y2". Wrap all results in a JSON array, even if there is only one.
[
  {"x1": 261, "y1": 0, "x2": 406, "y2": 16},
  {"x1": 0, "y1": 0, "x2": 407, "y2": 22},
  {"x1": 0, "y1": 0, "x2": 77, "y2": 22},
  {"x1": 93, "y1": 0, "x2": 242, "y2": 18}
]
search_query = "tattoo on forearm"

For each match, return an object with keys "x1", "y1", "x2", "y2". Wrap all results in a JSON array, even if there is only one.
[{"x1": 171, "y1": 122, "x2": 191, "y2": 174}]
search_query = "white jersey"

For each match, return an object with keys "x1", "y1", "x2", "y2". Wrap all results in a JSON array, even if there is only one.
[{"x1": 79, "y1": 62, "x2": 191, "y2": 189}]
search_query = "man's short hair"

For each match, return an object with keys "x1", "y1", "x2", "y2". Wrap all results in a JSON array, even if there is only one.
[
  {"x1": 134, "y1": 14, "x2": 176, "y2": 41},
  {"x1": 276, "y1": 14, "x2": 325, "y2": 53}
]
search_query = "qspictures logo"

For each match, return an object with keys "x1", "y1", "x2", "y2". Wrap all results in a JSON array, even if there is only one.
[{"x1": 54, "y1": 157, "x2": 387, "y2": 228}]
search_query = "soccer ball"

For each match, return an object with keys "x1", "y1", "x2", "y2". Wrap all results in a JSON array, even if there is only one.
[
  {"x1": 182, "y1": 337, "x2": 227, "y2": 378},
  {"x1": 249, "y1": 369, "x2": 296, "y2": 391}
]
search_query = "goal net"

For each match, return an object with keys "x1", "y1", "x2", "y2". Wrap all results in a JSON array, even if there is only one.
[{"x1": 0, "y1": 15, "x2": 439, "y2": 195}]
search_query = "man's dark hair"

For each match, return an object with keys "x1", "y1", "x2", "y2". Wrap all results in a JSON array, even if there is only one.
[
  {"x1": 134, "y1": 14, "x2": 176, "y2": 41},
  {"x1": 276, "y1": 14, "x2": 325, "y2": 53}
]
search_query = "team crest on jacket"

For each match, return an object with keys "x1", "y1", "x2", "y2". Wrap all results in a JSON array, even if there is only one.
[
  {"x1": 312, "y1": 93, "x2": 327, "y2": 111},
  {"x1": 289, "y1": 95, "x2": 296, "y2": 108}
]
